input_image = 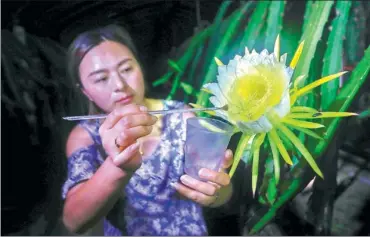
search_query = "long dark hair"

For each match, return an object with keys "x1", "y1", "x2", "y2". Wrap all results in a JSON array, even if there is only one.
[{"x1": 66, "y1": 24, "x2": 144, "y2": 115}]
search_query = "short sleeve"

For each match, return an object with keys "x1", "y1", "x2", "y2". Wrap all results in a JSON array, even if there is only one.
[{"x1": 61, "y1": 145, "x2": 104, "y2": 199}]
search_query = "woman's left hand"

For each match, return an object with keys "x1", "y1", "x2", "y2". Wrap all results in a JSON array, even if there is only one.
[{"x1": 172, "y1": 149, "x2": 234, "y2": 207}]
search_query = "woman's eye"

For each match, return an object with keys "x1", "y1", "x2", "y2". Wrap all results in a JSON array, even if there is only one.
[
  {"x1": 95, "y1": 77, "x2": 108, "y2": 83},
  {"x1": 120, "y1": 67, "x2": 133, "y2": 74}
]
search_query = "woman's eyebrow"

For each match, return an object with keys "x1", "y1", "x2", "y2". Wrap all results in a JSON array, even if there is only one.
[
  {"x1": 88, "y1": 69, "x2": 106, "y2": 77},
  {"x1": 117, "y1": 58, "x2": 132, "y2": 68}
]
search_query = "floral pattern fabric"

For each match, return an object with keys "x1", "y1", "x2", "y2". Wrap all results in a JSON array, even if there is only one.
[{"x1": 62, "y1": 100, "x2": 208, "y2": 236}]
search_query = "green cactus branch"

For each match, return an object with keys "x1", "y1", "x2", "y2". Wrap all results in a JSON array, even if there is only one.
[{"x1": 320, "y1": 1, "x2": 352, "y2": 110}]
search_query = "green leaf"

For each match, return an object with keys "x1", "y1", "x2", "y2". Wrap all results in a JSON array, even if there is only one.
[
  {"x1": 166, "y1": 72, "x2": 183, "y2": 100},
  {"x1": 259, "y1": 153, "x2": 278, "y2": 206},
  {"x1": 344, "y1": 1, "x2": 367, "y2": 65},
  {"x1": 240, "y1": 1, "x2": 270, "y2": 50},
  {"x1": 320, "y1": 1, "x2": 352, "y2": 110},
  {"x1": 292, "y1": 1, "x2": 334, "y2": 86},
  {"x1": 180, "y1": 82, "x2": 197, "y2": 96},
  {"x1": 315, "y1": 46, "x2": 370, "y2": 154},
  {"x1": 264, "y1": 1, "x2": 286, "y2": 52},
  {"x1": 152, "y1": 72, "x2": 173, "y2": 87},
  {"x1": 302, "y1": 1, "x2": 314, "y2": 33},
  {"x1": 266, "y1": 175, "x2": 278, "y2": 205},
  {"x1": 167, "y1": 59, "x2": 183, "y2": 73},
  {"x1": 184, "y1": 45, "x2": 204, "y2": 102},
  {"x1": 199, "y1": 1, "x2": 232, "y2": 81}
]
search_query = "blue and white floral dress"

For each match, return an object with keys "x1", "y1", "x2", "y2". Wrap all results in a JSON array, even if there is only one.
[{"x1": 62, "y1": 100, "x2": 208, "y2": 236}]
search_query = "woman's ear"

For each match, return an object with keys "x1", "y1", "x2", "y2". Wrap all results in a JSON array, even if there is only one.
[{"x1": 81, "y1": 88, "x2": 94, "y2": 102}]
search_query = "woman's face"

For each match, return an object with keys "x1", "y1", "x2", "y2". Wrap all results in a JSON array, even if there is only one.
[{"x1": 79, "y1": 40, "x2": 145, "y2": 113}]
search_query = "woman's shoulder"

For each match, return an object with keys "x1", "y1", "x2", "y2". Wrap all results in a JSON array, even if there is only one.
[{"x1": 65, "y1": 124, "x2": 95, "y2": 158}]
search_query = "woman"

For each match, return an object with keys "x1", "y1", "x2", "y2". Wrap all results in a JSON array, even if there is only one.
[{"x1": 62, "y1": 24, "x2": 235, "y2": 236}]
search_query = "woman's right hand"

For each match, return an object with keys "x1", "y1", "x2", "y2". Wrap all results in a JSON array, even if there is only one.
[{"x1": 99, "y1": 104, "x2": 158, "y2": 171}]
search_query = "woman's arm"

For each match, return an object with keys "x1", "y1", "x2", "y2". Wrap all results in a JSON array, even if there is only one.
[
  {"x1": 62, "y1": 126, "x2": 139, "y2": 234},
  {"x1": 63, "y1": 104, "x2": 157, "y2": 233}
]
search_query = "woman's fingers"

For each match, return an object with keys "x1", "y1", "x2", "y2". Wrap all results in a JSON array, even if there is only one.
[
  {"x1": 113, "y1": 141, "x2": 142, "y2": 171},
  {"x1": 220, "y1": 149, "x2": 234, "y2": 170},
  {"x1": 172, "y1": 181, "x2": 216, "y2": 206},
  {"x1": 99, "y1": 104, "x2": 147, "y2": 133},
  {"x1": 115, "y1": 113, "x2": 158, "y2": 130},
  {"x1": 99, "y1": 104, "x2": 158, "y2": 158},
  {"x1": 198, "y1": 168, "x2": 231, "y2": 186},
  {"x1": 179, "y1": 175, "x2": 218, "y2": 196},
  {"x1": 112, "y1": 113, "x2": 157, "y2": 149},
  {"x1": 114, "y1": 126, "x2": 154, "y2": 149}
]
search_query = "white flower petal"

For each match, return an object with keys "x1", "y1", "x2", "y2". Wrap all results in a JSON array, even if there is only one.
[
  {"x1": 209, "y1": 95, "x2": 225, "y2": 107},
  {"x1": 260, "y1": 49, "x2": 269, "y2": 57},
  {"x1": 227, "y1": 58, "x2": 239, "y2": 70},
  {"x1": 218, "y1": 65, "x2": 227, "y2": 75},
  {"x1": 237, "y1": 115, "x2": 273, "y2": 134},
  {"x1": 217, "y1": 75, "x2": 234, "y2": 95},
  {"x1": 236, "y1": 62, "x2": 259, "y2": 78},
  {"x1": 285, "y1": 67, "x2": 294, "y2": 82},
  {"x1": 272, "y1": 91, "x2": 290, "y2": 118},
  {"x1": 234, "y1": 55, "x2": 242, "y2": 60},
  {"x1": 214, "y1": 109, "x2": 229, "y2": 121},
  {"x1": 203, "y1": 83, "x2": 228, "y2": 105},
  {"x1": 280, "y1": 53, "x2": 287, "y2": 64},
  {"x1": 208, "y1": 44, "x2": 294, "y2": 133},
  {"x1": 245, "y1": 47, "x2": 250, "y2": 55}
]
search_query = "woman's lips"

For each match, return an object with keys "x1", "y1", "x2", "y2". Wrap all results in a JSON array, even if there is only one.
[{"x1": 115, "y1": 95, "x2": 133, "y2": 104}]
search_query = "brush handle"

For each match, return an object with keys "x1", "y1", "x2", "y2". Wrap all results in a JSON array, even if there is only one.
[{"x1": 62, "y1": 106, "x2": 222, "y2": 121}]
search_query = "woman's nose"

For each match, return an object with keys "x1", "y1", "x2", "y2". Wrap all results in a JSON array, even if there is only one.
[{"x1": 112, "y1": 73, "x2": 126, "y2": 91}]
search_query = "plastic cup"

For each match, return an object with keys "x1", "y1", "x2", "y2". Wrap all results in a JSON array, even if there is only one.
[{"x1": 183, "y1": 117, "x2": 234, "y2": 180}]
